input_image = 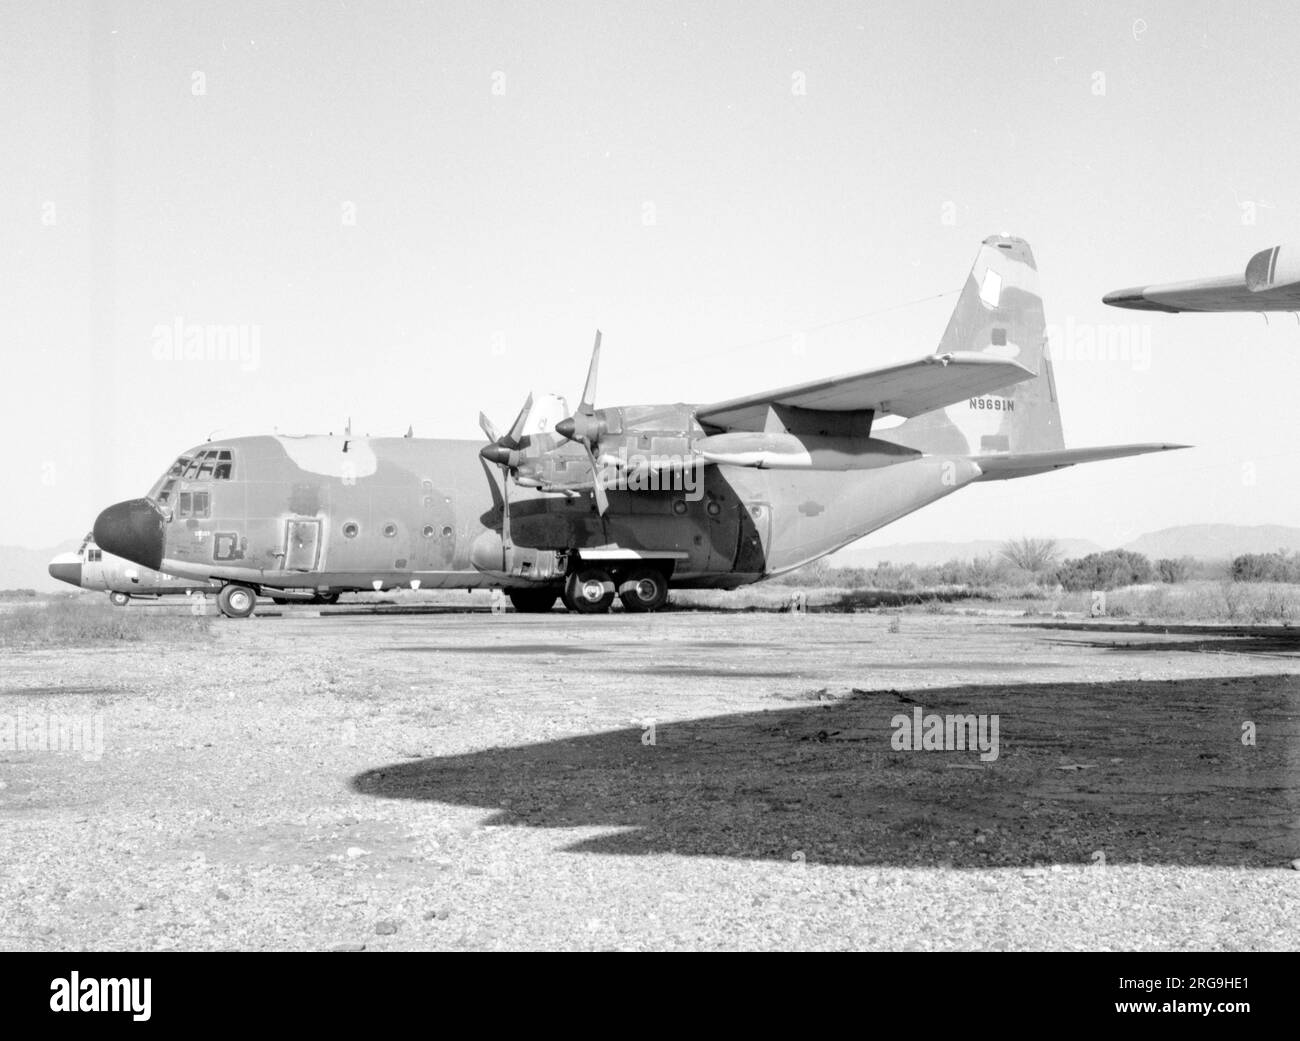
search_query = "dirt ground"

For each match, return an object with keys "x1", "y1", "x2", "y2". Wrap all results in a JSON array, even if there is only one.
[{"x1": 2, "y1": 603, "x2": 1297, "y2": 950}]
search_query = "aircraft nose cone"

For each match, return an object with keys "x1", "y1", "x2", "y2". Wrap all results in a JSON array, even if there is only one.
[
  {"x1": 47, "y1": 554, "x2": 82, "y2": 588},
  {"x1": 554, "y1": 416, "x2": 576, "y2": 440},
  {"x1": 94, "y1": 498, "x2": 165, "y2": 571}
]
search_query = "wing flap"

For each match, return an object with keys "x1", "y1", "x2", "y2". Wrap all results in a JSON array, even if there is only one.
[{"x1": 695, "y1": 352, "x2": 1034, "y2": 432}]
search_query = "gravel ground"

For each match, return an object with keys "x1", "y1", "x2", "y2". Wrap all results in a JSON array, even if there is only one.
[{"x1": 1, "y1": 604, "x2": 1297, "y2": 950}]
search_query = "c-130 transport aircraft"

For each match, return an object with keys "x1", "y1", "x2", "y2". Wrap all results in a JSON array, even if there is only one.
[{"x1": 94, "y1": 235, "x2": 1184, "y2": 618}]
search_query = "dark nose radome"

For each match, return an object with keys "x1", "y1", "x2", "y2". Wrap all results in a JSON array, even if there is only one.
[
  {"x1": 94, "y1": 498, "x2": 165, "y2": 571},
  {"x1": 47, "y1": 558, "x2": 82, "y2": 588}
]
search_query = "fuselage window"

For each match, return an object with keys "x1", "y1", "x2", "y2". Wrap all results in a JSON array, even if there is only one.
[
  {"x1": 193, "y1": 491, "x2": 210, "y2": 518},
  {"x1": 342, "y1": 522, "x2": 359, "y2": 538},
  {"x1": 382, "y1": 523, "x2": 397, "y2": 538},
  {"x1": 178, "y1": 492, "x2": 192, "y2": 517},
  {"x1": 88, "y1": 549, "x2": 102, "y2": 562}
]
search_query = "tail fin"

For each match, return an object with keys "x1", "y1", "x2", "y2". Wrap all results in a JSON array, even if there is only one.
[{"x1": 885, "y1": 234, "x2": 1065, "y2": 456}]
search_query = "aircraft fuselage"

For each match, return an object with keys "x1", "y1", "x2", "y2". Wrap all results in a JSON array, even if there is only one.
[{"x1": 94, "y1": 431, "x2": 978, "y2": 594}]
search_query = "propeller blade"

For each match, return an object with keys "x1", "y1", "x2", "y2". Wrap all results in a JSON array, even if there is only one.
[
  {"x1": 478, "y1": 412, "x2": 499, "y2": 443},
  {"x1": 506, "y1": 393, "x2": 534, "y2": 445},
  {"x1": 579, "y1": 330, "x2": 601, "y2": 412},
  {"x1": 478, "y1": 456, "x2": 505, "y2": 513},
  {"x1": 582, "y1": 442, "x2": 610, "y2": 515}
]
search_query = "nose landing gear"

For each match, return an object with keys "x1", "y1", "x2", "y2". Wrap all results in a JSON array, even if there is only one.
[{"x1": 217, "y1": 584, "x2": 258, "y2": 619}]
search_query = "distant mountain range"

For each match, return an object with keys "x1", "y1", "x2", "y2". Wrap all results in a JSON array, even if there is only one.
[
  {"x1": 1121, "y1": 524, "x2": 1300, "y2": 561},
  {"x1": 5, "y1": 524, "x2": 1300, "y2": 591},
  {"x1": 0, "y1": 539, "x2": 81, "y2": 592}
]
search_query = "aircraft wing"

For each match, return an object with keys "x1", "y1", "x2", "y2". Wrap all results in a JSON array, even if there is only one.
[
  {"x1": 970, "y1": 443, "x2": 1189, "y2": 481},
  {"x1": 1104, "y1": 243, "x2": 1300, "y2": 313},
  {"x1": 695, "y1": 352, "x2": 1035, "y2": 432},
  {"x1": 1103, "y1": 277, "x2": 1300, "y2": 313}
]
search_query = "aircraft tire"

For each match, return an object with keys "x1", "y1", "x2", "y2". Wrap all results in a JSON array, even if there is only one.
[
  {"x1": 312, "y1": 592, "x2": 340, "y2": 605},
  {"x1": 617, "y1": 568, "x2": 669, "y2": 613},
  {"x1": 217, "y1": 584, "x2": 257, "y2": 619},
  {"x1": 509, "y1": 589, "x2": 559, "y2": 613},
  {"x1": 109, "y1": 591, "x2": 130, "y2": 607},
  {"x1": 565, "y1": 568, "x2": 616, "y2": 614}
]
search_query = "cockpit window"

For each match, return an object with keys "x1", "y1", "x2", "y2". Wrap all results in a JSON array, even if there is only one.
[
  {"x1": 151, "y1": 448, "x2": 234, "y2": 502},
  {"x1": 175, "y1": 491, "x2": 210, "y2": 519}
]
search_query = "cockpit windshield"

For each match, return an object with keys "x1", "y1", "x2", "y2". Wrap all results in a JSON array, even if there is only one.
[{"x1": 148, "y1": 447, "x2": 235, "y2": 504}]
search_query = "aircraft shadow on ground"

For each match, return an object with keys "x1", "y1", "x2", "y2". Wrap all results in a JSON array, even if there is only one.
[
  {"x1": 1031, "y1": 621, "x2": 1300, "y2": 658},
  {"x1": 664, "y1": 589, "x2": 991, "y2": 612},
  {"x1": 351, "y1": 676, "x2": 1299, "y2": 868}
]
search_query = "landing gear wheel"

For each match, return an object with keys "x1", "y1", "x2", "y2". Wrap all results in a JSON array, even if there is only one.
[
  {"x1": 108, "y1": 591, "x2": 130, "y2": 607},
  {"x1": 311, "y1": 592, "x2": 340, "y2": 605},
  {"x1": 509, "y1": 589, "x2": 559, "y2": 613},
  {"x1": 564, "y1": 567, "x2": 616, "y2": 614},
  {"x1": 217, "y1": 584, "x2": 257, "y2": 619},
  {"x1": 618, "y1": 568, "x2": 669, "y2": 613}
]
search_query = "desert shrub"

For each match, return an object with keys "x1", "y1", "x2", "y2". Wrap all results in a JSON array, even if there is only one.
[
  {"x1": 0, "y1": 597, "x2": 212, "y2": 647},
  {"x1": 999, "y1": 536, "x2": 1060, "y2": 573},
  {"x1": 1155, "y1": 557, "x2": 1195, "y2": 584},
  {"x1": 1230, "y1": 551, "x2": 1300, "y2": 583},
  {"x1": 1056, "y1": 550, "x2": 1153, "y2": 591}
]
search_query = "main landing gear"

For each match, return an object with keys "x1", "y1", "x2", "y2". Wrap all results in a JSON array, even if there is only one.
[
  {"x1": 108, "y1": 591, "x2": 130, "y2": 607},
  {"x1": 555, "y1": 565, "x2": 670, "y2": 614}
]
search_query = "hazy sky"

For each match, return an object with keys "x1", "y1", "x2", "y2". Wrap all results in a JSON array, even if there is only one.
[{"x1": 5, "y1": 0, "x2": 1300, "y2": 548}]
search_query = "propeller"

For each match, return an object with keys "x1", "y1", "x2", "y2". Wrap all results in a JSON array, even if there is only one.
[
  {"x1": 478, "y1": 393, "x2": 534, "y2": 547},
  {"x1": 554, "y1": 331, "x2": 610, "y2": 515},
  {"x1": 479, "y1": 393, "x2": 533, "y2": 471}
]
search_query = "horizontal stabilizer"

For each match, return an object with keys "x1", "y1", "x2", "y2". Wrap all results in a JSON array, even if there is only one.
[
  {"x1": 696, "y1": 353, "x2": 1035, "y2": 432},
  {"x1": 971, "y1": 443, "x2": 1189, "y2": 481}
]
